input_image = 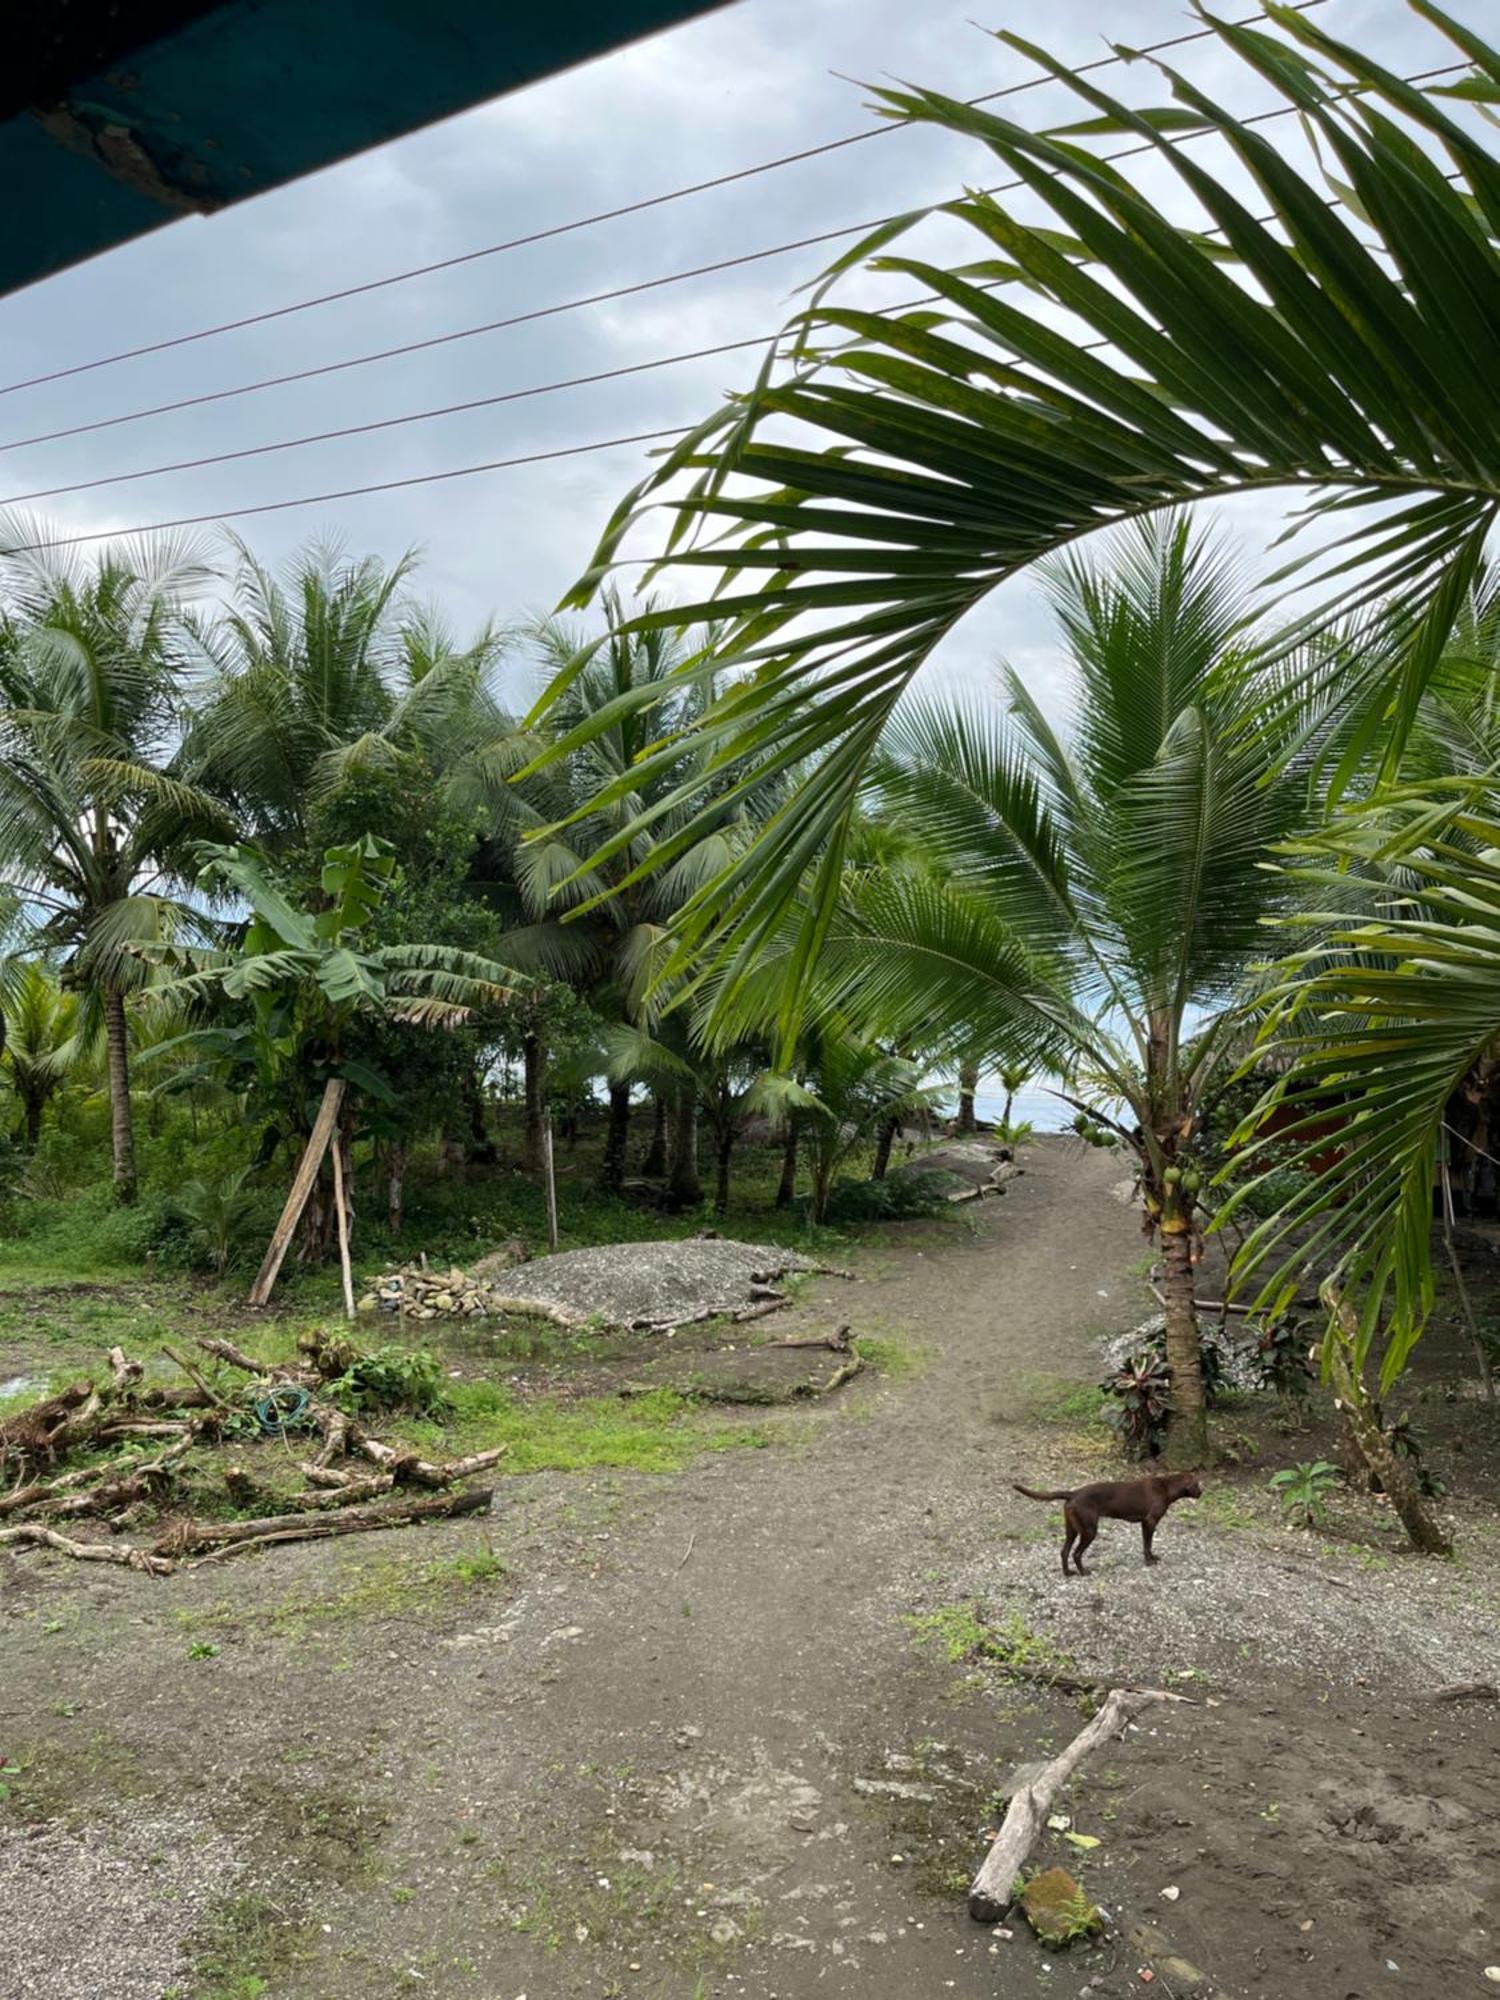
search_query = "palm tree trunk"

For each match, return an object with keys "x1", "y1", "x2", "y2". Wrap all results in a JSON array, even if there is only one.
[
  {"x1": 871, "y1": 1115, "x2": 900, "y2": 1181},
  {"x1": 1323, "y1": 1284, "x2": 1451, "y2": 1554},
  {"x1": 957, "y1": 1060, "x2": 978, "y2": 1134},
  {"x1": 1003, "y1": 1086, "x2": 1016, "y2": 1127},
  {"x1": 23, "y1": 1092, "x2": 43, "y2": 1152},
  {"x1": 465, "y1": 1067, "x2": 495, "y2": 1165},
  {"x1": 642, "y1": 1094, "x2": 669, "y2": 1177},
  {"x1": 387, "y1": 1138, "x2": 406, "y2": 1234},
  {"x1": 810, "y1": 1151, "x2": 834, "y2": 1226},
  {"x1": 667, "y1": 1083, "x2": 702, "y2": 1208},
  {"x1": 523, "y1": 1033, "x2": 546, "y2": 1176},
  {"x1": 775, "y1": 1121, "x2": 799, "y2": 1209},
  {"x1": 1160, "y1": 1215, "x2": 1207, "y2": 1464},
  {"x1": 103, "y1": 985, "x2": 137, "y2": 1205},
  {"x1": 601, "y1": 1082, "x2": 631, "y2": 1193}
]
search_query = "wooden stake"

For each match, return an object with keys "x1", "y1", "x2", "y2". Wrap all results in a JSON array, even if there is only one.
[
  {"x1": 249, "y1": 1076, "x2": 346, "y2": 1307},
  {"x1": 331, "y1": 1134, "x2": 356, "y2": 1323},
  {"x1": 543, "y1": 1117, "x2": 559, "y2": 1252}
]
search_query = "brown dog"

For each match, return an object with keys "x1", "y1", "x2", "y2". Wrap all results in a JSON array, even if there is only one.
[{"x1": 1013, "y1": 1470, "x2": 1202, "y2": 1576}]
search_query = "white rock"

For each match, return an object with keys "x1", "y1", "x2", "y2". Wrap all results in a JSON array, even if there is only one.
[{"x1": 1159, "y1": 1885, "x2": 1181, "y2": 1902}]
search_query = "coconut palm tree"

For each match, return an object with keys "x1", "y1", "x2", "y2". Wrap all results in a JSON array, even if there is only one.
[
  {"x1": 184, "y1": 534, "x2": 508, "y2": 849},
  {"x1": 803, "y1": 518, "x2": 1322, "y2": 1458},
  {"x1": 0, "y1": 960, "x2": 79, "y2": 1149},
  {"x1": 0, "y1": 520, "x2": 227, "y2": 1201},
  {"x1": 531, "y1": 8, "x2": 1500, "y2": 1061}
]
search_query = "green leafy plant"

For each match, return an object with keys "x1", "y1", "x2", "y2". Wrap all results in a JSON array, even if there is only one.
[
  {"x1": 325, "y1": 1344, "x2": 449, "y2": 1418},
  {"x1": 1269, "y1": 1460, "x2": 1341, "y2": 1530},
  {"x1": 1254, "y1": 1317, "x2": 1316, "y2": 1399},
  {"x1": 1101, "y1": 1349, "x2": 1174, "y2": 1460},
  {"x1": 165, "y1": 1166, "x2": 262, "y2": 1275}
]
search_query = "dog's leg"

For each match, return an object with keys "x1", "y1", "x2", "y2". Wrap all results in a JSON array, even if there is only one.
[
  {"x1": 1141, "y1": 1515, "x2": 1160, "y2": 1566},
  {"x1": 1072, "y1": 1517, "x2": 1097, "y2": 1575},
  {"x1": 1061, "y1": 1509, "x2": 1077, "y2": 1578}
]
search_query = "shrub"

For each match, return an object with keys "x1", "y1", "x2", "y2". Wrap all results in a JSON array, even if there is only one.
[
  {"x1": 325, "y1": 1343, "x2": 449, "y2": 1417},
  {"x1": 1253, "y1": 1315, "x2": 1316, "y2": 1397},
  {"x1": 1101, "y1": 1349, "x2": 1173, "y2": 1458},
  {"x1": 823, "y1": 1173, "x2": 949, "y2": 1223},
  {"x1": 164, "y1": 1167, "x2": 263, "y2": 1274},
  {"x1": 1269, "y1": 1459, "x2": 1341, "y2": 1528}
]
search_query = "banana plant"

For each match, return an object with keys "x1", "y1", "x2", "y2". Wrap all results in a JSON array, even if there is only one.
[{"x1": 145, "y1": 834, "x2": 523, "y2": 1308}]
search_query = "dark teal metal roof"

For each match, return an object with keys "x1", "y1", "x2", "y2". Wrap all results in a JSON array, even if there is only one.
[{"x1": 3, "y1": 1, "x2": 728, "y2": 298}]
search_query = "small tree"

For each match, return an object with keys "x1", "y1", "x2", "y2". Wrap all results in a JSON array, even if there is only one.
[
  {"x1": 0, "y1": 960, "x2": 79, "y2": 1149},
  {"x1": 150, "y1": 836, "x2": 522, "y2": 1311}
]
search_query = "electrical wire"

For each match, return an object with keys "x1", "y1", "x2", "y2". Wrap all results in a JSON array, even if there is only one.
[
  {"x1": 5, "y1": 50, "x2": 1461, "y2": 466},
  {"x1": 0, "y1": 0, "x2": 1331, "y2": 400},
  {"x1": 0, "y1": 53, "x2": 1475, "y2": 552},
  {"x1": 1, "y1": 429, "x2": 689, "y2": 553}
]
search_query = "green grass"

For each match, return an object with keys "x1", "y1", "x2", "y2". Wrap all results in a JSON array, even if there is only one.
[
  {"x1": 177, "y1": 1545, "x2": 510, "y2": 1636},
  {"x1": 856, "y1": 1334, "x2": 924, "y2": 1380},
  {"x1": 904, "y1": 1600, "x2": 1073, "y2": 1673},
  {"x1": 400, "y1": 1380, "x2": 773, "y2": 1476}
]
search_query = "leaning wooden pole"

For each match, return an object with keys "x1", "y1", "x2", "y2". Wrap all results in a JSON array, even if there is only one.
[
  {"x1": 248, "y1": 1077, "x2": 346, "y2": 1308},
  {"x1": 331, "y1": 1135, "x2": 356, "y2": 1323},
  {"x1": 543, "y1": 1117, "x2": 559, "y2": 1252}
]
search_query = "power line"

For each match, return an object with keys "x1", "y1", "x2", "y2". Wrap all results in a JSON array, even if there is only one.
[
  {"x1": 1, "y1": 52, "x2": 1471, "y2": 553},
  {"x1": 6, "y1": 48, "x2": 1452, "y2": 466},
  {"x1": 0, "y1": 0, "x2": 1331, "y2": 401},
  {"x1": 0, "y1": 430, "x2": 691, "y2": 553},
  {"x1": 0, "y1": 52, "x2": 1465, "y2": 490},
  {"x1": 0, "y1": 340, "x2": 772, "y2": 508}
]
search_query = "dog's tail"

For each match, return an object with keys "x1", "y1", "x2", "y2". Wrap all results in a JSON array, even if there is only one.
[{"x1": 1012, "y1": 1482, "x2": 1072, "y2": 1503}]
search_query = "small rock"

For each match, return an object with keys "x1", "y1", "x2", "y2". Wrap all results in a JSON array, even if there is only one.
[
  {"x1": 1021, "y1": 1867, "x2": 1100, "y2": 1946},
  {"x1": 1159, "y1": 1885, "x2": 1180, "y2": 1902},
  {"x1": 1484, "y1": 1971, "x2": 1500, "y2": 1986},
  {"x1": 1160, "y1": 1956, "x2": 1208, "y2": 1990}
]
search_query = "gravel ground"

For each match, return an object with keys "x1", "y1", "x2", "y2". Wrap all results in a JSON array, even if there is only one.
[
  {"x1": 0, "y1": 1809, "x2": 240, "y2": 2000},
  {"x1": 491, "y1": 1237, "x2": 828, "y2": 1328}
]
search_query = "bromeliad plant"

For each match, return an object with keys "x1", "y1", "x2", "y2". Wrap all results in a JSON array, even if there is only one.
[{"x1": 146, "y1": 834, "x2": 522, "y2": 1308}]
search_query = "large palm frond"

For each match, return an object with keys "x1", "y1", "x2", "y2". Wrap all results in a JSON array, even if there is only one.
[
  {"x1": 1229, "y1": 799, "x2": 1500, "y2": 1385},
  {"x1": 531, "y1": 5, "x2": 1500, "y2": 1043}
]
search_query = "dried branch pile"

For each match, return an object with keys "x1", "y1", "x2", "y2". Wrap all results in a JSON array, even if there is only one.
[{"x1": 0, "y1": 1331, "x2": 501, "y2": 1578}]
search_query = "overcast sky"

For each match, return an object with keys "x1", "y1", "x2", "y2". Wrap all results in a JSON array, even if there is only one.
[{"x1": 0, "y1": 0, "x2": 1486, "y2": 729}]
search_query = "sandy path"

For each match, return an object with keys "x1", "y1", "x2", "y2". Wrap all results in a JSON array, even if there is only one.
[{"x1": 286, "y1": 1137, "x2": 1148, "y2": 1998}]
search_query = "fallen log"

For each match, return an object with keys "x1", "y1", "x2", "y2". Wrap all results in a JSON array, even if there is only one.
[
  {"x1": 0, "y1": 1523, "x2": 175, "y2": 1576},
  {"x1": 731, "y1": 1298, "x2": 788, "y2": 1325},
  {"x1": 1432, "y1": 1679, "x2": 1498, "y2": 1703},
  {"x1": 769, "y1": 1324, "x2": 853, "y2": 1353},
  {"x1": 968, "y1": 1687, "x2": 1188, "y2": 1923},
  {"x1": 164, "y1": 1483, "x2": 493, "y2": 1562}
]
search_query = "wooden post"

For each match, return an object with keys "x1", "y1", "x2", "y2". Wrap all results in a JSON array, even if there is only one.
[
  {"x1": 543, "y1": 1118, "x2": 559, "y2": 1252},
  {"x1": 248, "y1": 1077, "x2": 346, "y2": 1307},
  {"x1": 331, "y1": 1135, "x2": 356, "y2": 1323}
]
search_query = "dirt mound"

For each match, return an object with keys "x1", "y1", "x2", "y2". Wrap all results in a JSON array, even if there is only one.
[{"x1": 489, "y1": 1237, "x2": 837, "y2": 1331}]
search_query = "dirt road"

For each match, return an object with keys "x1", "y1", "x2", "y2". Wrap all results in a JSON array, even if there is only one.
[{"x1": 4, "y1": 1140, "x2": 1497, "y2": 2000}]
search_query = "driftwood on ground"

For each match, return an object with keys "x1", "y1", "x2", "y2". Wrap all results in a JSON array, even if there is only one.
[
  {"x1": 0, "y1": 1329, "x2": 503, "y2": 1578},
  {"x1": 968, "y1": 1687, "x2": 1192, "y2": 1923},
  {"x1": 160, "y1": 1483, "x2": 493, "y2": 1559}
]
